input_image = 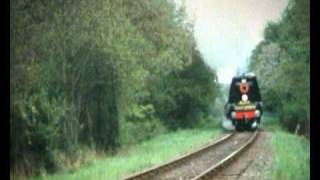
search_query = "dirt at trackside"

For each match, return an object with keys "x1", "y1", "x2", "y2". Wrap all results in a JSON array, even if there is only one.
[{"x1": 211, "y1": 131, "x2": 274, "y2": 180}]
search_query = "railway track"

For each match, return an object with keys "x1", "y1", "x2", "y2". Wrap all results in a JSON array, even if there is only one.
[{"x1": 123, "y1": 131, "x2": 258, "y2": 180}]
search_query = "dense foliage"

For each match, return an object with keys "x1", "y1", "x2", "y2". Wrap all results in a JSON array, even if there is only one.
[
  {"x1": 248, "y1": 0, "x2": 309, "y2": 135},
  {"x1": 10, "y1": 0, "x2": 219, "y2": 176}
]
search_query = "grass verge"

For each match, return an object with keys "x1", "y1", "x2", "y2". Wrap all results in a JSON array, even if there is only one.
[
  {"x1": 34, "y1": 128, "x2": 223, "y2": 180},
  {"x1": 270, "y1": 131, "x2": 310, "y2": 180},
  {"x1": 262, "y1": 112, "x2": 309, "y2": 179}
]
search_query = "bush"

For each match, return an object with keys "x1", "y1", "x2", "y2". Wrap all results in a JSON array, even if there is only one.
[
  {"x1": 120, "y1": 103, "x2": 167, "y2": 145},
  {"x1": 194, "y1": 114, "x2": 221, "y2": 130},
  {"x1": 279, "y1": 101, "x2": 307, "y2": 134},
  {"x1": 120, "y1": 118, "x2": 167, "y2": 146},
  {"x1": 11, "y1": 90, "x2": 68, "y2": 174}
]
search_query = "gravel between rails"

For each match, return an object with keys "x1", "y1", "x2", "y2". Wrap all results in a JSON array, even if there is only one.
[
  {"x1": 153, "y1": 132, "x2": 254, "y2": 180},
  {"x1": 209, "y1": 131, "x2": 272, "y2": 180}
]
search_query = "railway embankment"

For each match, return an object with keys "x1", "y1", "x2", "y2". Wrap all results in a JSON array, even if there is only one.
[{"x1": 34, "y1": 128, "x2": 309, "y2": 180}]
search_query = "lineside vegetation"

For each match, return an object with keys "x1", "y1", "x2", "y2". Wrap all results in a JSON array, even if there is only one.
[
  {"x1": 248, "y1": 0, "x2": 309, "y2": 136},
  {"x1": 10, "y1": 0, "x2": 220, "y2": 177}
]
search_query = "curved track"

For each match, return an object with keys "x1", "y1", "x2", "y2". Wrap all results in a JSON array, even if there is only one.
[{"x1": 123, "y1": 131, "x2": 258, "y2": 180}]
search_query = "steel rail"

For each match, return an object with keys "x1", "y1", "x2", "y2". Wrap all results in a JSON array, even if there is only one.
[
  {"x1": 191, "y1": 130, "x2": 259, "y2": 180},
  {"x1": 123, "y1": 133, "x2": 235, "y2": 180}
]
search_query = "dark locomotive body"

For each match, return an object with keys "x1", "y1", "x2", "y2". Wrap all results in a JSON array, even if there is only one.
[{"x1": 225, "y1": 73, "x2": 263, "y2": 131}]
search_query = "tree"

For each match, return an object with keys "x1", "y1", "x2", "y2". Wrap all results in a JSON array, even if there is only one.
[
  {"x1": 248, "y1": 0, "x2": 309, "y2": 135},
  {"x1": 10, "y1": 0, "x2": 220, "y2": 176}
]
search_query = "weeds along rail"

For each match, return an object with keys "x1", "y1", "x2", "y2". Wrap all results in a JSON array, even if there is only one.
[
  {"x1": 192, "y1": 130, "x2": 259, "y2": 180},
  {"x1": 123, "y1": 133, "x2": 234, "y2": 180}
]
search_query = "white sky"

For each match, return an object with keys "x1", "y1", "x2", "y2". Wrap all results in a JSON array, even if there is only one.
[{"x1": 174, "y1": 0, "x2": 289, "y2": 84}]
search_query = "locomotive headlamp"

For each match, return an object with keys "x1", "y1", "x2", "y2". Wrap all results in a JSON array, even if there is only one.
[
  {"x1": 255, "y1": 110, "x2": 260, "y2": 117},
  {"x1": 242, "y1": 94, "x2": 248, "y2": 101},
  {"x1": 231, "y1": 111, "x2": 236, "y2": 119},
  {"x1": 252, "y1": 121, "x2": 257, "y2": 129}
]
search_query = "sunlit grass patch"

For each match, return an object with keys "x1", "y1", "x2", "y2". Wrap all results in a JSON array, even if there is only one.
[
  {"x1": 270, "y1": 131, "x2": 309, "y2": 180},
  {"x1": 36, "y1": 129, "x2": 222, "y2": 180}
]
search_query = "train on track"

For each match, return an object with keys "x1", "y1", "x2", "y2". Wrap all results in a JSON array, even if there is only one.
[{"x1": 224, "y1": 72, "x2": 263, "y2": 131}]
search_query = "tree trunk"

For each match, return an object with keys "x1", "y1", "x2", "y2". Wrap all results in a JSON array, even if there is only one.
[{"x1": 294, "y1": 122, "x2": 300, "y2": 135}]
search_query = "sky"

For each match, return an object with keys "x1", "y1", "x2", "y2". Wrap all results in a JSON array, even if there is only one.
[{"x1": 174, "y1": 0, "x2": 289, "y2": 84}]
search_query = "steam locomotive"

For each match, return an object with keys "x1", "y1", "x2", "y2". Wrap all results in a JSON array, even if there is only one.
[{"x1": 224, "y1": 72, "x2": 263, "y2": 131}]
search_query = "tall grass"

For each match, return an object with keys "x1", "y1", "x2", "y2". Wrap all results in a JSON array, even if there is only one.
[
  {"x1": 258, "y1": 112, "x2": 309, "y2": 179},
  {"x1": 34, "y1": 129, "x2": 222, "y2": 180},
  {"x1": 270, "y1": 131, "x2": 310, "y2": 180}
]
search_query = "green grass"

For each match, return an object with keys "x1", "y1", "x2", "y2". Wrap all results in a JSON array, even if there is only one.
[
  {"x1": 270, "y1": 131, "x2": 310, "y2": 180},
  {"x1": 259, "y1": 112, "x2": 309, "y2": 179},
  {"x1": 35, "y1": 129, "x2": 222, "y2": 180}
]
